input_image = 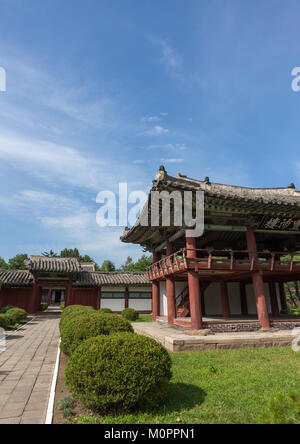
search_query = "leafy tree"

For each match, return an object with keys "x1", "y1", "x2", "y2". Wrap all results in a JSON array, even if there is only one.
[
  {"x1": 42, "y1": 250, "x2": 59, "y2": 257},
  {"x1": 0, "y1": 257, "x2": 8, "y2": 269},
  {"x1": 8, "y1": 254, "x2": 28, "y2": 270},
  {"x1": 99, "y1": 260, "x2": 116, "y2": 272},
  {"x1": 120, "y1": 255, "x2": 152, "y2": 272},
  {"x1": 79, "y1": 254, "x2": 95, "y2": 263},
  {"x1": 60, "y1": 248, "x2": 80, "y2": 259},
  {"x1": 133, "y1": 255, "x2": 152, "y2": 271}
]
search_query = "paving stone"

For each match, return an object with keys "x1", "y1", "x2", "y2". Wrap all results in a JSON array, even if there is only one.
[{"x1": 0, "y1": 316, "x2": 59, "y2": 424}]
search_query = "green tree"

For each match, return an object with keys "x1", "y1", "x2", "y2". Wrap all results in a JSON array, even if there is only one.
[
  {"x1": 133, "y1": 255, "x2": 152, "y2": 271},
  {"x1": 60, "y1": 248, "x2": 80, "y2": 258},
  {"x1": 0, "y1": 257, "x2": 8, "y2": 269},
  {"x1": 42, "y1": 249, "x2": 59, "y2": 257},
  {"x1": 8, "y1": 254, "x2": 28, "y2": 270},
  {"x1": 120, "y1": 255, "x2": 152, "y2": 272},
  {"x1": 99, "y1": 260, "x2": 116, "y2": 272},
  {"x1": 79, "y1": 254, "x2": 94, "y2": 263},
  {"x1": 120, "y1": 256, "x2": 134, "y2": 271}
]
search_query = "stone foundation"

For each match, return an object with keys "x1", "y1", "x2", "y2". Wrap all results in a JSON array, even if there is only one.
[{"x1": 204, "y1": 321, "x2": 300, "y2": 333}]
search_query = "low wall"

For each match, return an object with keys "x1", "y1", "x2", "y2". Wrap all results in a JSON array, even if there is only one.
[{"x1": 0, "y1": 287, "x2": 33, "y2": 312}]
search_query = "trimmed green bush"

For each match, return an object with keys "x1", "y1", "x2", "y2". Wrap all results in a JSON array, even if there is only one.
[
  {"x1": 1, "y1": 305, "x2": 16, "y2": 314},
  {"x1": 260, "y1": 391, "x2": 300, "y2": 424},
  {"x1": 60, "y1": 302, "x2": 65, "y2": 311},
  {"x1": 60, "y1": 312, "x2": 133, "y2": 356},
  {"x1": 0, "y1": 314, "x2": 9, "y2": 330},
  {"x1": 66, "y1": 333, "x2": 172, "y2": 413},
  {"x1": 122, "y1": 308, "x2": 139, "y2": 321},
  {"x1": 6, "y1": 308, "x2": 27, "y2": 324},
  {"x1": 40, "y1": 303, "x2": 48, "y2": 312},
  {"x1": 59, "y1": 305, "x2": 95, "y2": 333},
  {"x1": 99, "y1": 308, "x2": 113, "y2": 314}
]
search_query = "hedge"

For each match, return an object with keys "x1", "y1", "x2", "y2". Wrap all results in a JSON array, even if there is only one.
[
  {"x1": 6, "y1": 308, "x2": 27, "y2": 325},
  {"x1": 60, "y1": 312, "x2": 133, "y2": 356},
  {"x1": 59, "y1": 305, "x2": 95, "y2": 333},
  {"x1": 65, "y1": 332, "x2": 172, "y2": 413},
  {"x1": 122, "y1": 308, "x2": 139, "y2": 321},
  {"x1": 0, "y1": 314, "x2": 9, "y2": 330}
]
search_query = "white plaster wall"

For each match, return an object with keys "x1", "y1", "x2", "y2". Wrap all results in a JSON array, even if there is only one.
[
  {"x1": 129, "y1": 299, "x2": 152, "y2": 311},
  {"x1": 175, "y1": 281, "x2": 188, "y2": 299},
  {"x1": 228, "y1": 283, "x2": 242, "y2": 315},
  {"x1": 204, "y1": 283, "x2": 222, "y2": 316},
  {"x1": 101, "y1": 299, "x2": 125, "y2": 311},
  {"x1": 159, "y1": 281, "x2": 168, "y2": 316}
]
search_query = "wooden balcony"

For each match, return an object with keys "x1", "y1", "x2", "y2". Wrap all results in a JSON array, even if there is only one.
[{"x1": 147, "y1": 249, "x2": 300, "y2": 280}]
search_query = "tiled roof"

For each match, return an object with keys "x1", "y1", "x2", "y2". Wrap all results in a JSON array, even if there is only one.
[
  {"x1": 25, "y1": 256, "x2": 82, "y2": 273},
  {"x1": 121, "y1": 166, "x2": 300, "y2": 245},
  {"x1": 73, "y1": 272, "x2": 150, "y2": 286},
  {"x1": 0, "y1": 269, "x2": 150, "y2": 287},
  {"x1": 0, "y1": 270, "x2": 33, "y2": 286}
]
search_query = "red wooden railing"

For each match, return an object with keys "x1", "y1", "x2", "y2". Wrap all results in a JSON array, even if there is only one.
[{"x1": 147, "y1": 249, "x2": 300, "y2": 280}]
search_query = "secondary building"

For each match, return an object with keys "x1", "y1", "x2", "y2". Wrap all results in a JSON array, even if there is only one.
[{"x1": 0, "y1": 257, "x2": 152, "y2": 314}]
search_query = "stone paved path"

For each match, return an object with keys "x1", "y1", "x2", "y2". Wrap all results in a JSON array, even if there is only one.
[{"x1": 0, "y1": 316, "x2": 60, "y2": 424}]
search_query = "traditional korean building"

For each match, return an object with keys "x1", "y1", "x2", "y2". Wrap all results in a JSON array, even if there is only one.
[
  {"x1": 0, "y1": 257, "x2": 152, "y2": 314},
  {"x1": 121, "y1": 166, "x2": 300, "y2": 331}
]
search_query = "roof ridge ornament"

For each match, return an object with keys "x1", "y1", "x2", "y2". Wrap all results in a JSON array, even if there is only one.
[{"x1": 154, "y1": 165, "x2": 167, "y2": 184}]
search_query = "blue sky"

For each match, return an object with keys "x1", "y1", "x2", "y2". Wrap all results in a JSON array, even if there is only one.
[{"x1": 0, "y1": 0, "x2": 300, "y2": 266}]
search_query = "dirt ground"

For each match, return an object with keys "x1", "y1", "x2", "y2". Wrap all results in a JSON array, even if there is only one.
[{"x1": 53, "y1": 352, "x2": 87, "y2": 424}]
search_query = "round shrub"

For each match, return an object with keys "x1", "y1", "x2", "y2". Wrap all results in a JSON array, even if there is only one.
[
  {"x1": 6, "y1": 308, "x2": 27, "y2": 324},
  {"x1": 122, "y1": 308, "x2": 139, "y2": 321},
  {"x1": 60, "y1": 313, "x2": 134, "y2": 356},
  {"x1": 99, "y1": 308, "x2": 113, "y2": 314},
  {"x1": 65, "y1": 333, "x2": 172, "y2": 413},
  {"x1": 59, "y1": 305, "x2": 95, "y2": 333},
  {"x1": 40, "y1": 303, "x2": 48, "y2": 312},
  {"x1": 1, "y1": 305, "x2": 16, "y2": 314},
  {"x1": 0, "y1": 314, "x2": 9, "y2": 330}
]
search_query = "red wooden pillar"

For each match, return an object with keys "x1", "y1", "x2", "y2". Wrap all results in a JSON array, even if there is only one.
[
  {"x1": 220, "y1": 282, "x2": 230, "y2": 318},
  {"x1": 65, "y1": 275, "x2": 73, "y2": 307},
  {"x1": 246, "y1": 228, "x2": 270, "y2": 328},
  {"x1": 166, "y1": 241, "x2": 176, "y2": 324},
  {"x1": 30, "y1": 277, "x2": 41, "y2": 313},
  {"x1": 186, "y1": 233, "x2": 203, "y2": 330},
  {"x1": 278, "y1": 282, "x2": 288, "y2": 313},
  {"x1": 240, "y1": 282, "x2": 248, "y2": 316},
  {"x1": 152, "y1": 281, "x2": 160, "y2": 321},
  {"x1": 125, "y1": 286, "x2": 129, "y2": 309},
  {"x1": 269, "y1": 282, "x2": 280, "y2": 317},
  {"x1": 152, "y1": 251, "x2": 161, "y2": 321}
]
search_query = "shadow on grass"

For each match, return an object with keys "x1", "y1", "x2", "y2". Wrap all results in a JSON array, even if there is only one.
[{"x1": 158, "y1": 382, "x2": 206, "y2": 414}]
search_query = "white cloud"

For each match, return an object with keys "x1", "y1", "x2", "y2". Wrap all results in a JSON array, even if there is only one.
[
  {"x1": 145, "y1": 126, "x2": 169, "y2": 136},
  {"x1": 40, "y1": 209, "x2": 141, "y2": 263},
  {"x1": 141, "y1": 115, "x2": 162, "y2": 123},
  {"x1": 158, "y1": 40, "x2": 182, "y2": 70},
  {"x1": 160, "y1": 158, "x2": 185, "y2": 163},
  {"x1": 148, "y1": 143, "x2": 187, "y2": 151},
  {"x1": 0, "y1": 129, "x2": 111, "y2": 190}
]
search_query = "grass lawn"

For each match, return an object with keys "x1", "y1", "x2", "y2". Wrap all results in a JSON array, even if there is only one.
[
  {"x1": 74, "y1": 346, "x2": 300, "y2": 424},
  {"x1": 133, "y1": 315, "x2": 153, "y2": 323}
]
